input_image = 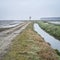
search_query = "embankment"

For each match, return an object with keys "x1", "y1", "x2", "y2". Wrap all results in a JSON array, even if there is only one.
[
  {"x1": 2, "y1": 22, "x2": 60, "y2": 60},
  {"x1": 37, "y1": 21, "x2": 60, "y2": 40}
]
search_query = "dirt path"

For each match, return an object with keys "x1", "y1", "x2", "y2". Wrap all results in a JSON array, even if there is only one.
[
  {"x1": 0, "y1": 22, "x2": 30, "y2": 57},
  {"x1": 1, "y1": 22, "x2": 59, "y2": 60}
]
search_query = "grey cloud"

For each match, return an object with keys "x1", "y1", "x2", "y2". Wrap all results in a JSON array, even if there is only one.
[{"x1": 0, "y1": 0, "x2": 60, "y2": 20}]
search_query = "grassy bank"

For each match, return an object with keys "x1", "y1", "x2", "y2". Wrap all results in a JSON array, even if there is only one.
[
  {"x1": 37, "y1": 21, "x2": 60, "y2": 40},
  {"x1": 2, "y1": 22, "x2": 60, "y2": 60}
]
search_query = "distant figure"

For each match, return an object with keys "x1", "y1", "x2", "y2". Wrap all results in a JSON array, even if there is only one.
[{"x1": 29, "y1": 16, "x2": 31, "y2": 20}]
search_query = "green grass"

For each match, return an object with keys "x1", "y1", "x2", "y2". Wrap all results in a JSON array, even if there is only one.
[
  {"x1": 37, "y1": 21, "x2": 60, "y2": 40},
  {"x1": 55, "y1": 49, "x2": 60, "y2": 56},
  {"x1": 2, "y1": 22, "x2": 60, "y2": 60}
]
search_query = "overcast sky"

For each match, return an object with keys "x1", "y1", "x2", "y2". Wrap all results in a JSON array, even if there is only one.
[{"x1": 0, "y1": 0, "x2": 60, "y2": 20}]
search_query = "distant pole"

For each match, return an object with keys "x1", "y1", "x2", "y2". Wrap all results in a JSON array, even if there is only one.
[{"x1": 29, "y1": 16, "x2": 31, "y2": 20}]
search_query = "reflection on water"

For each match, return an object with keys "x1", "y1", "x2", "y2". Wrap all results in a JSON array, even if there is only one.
[
  {"x1": 34, "y1": 23, "x2": 60, "y2": 52},
  {"x1": 48, "y1": 21, "x2": 60, "y2": 24},
  {"x1": 0, "y1": 20, "x2": 22, "y2": 28}
]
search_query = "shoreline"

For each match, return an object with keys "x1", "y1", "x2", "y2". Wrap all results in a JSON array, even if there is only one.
[
  {"x1": 0, "y1": 23, "x2": 23, "y2": 32},
  {"x1": 36, "y1": 21, "x2": 60, "y2": 40},
  {"x1": 1, "y1": 22, "x2": 60, "y2": 60},
  {"x1": 0, "y1": 22, "x2": 30, "y2": 59}
]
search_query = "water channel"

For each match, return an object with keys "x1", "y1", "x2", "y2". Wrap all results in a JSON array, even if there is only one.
[{"x1": 34, "y1": 23, "x2": 60, "y2": 52}]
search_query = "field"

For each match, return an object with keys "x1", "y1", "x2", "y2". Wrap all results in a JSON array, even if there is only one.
[
  {"x1": 1, "y1": 22, "x2": 60, "y2": 60},
  {"x1": 37, "y1": 21, "x2": 60, "y2": 40}
]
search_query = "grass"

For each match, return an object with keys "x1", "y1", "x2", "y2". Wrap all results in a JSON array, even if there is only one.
[
  {"x1": 36, "y1": 21, "x2": 60, "y2": 40},
  {"x1": 1, "y1": 22, "x2": 60, "y2": 60},
  {"x1": 55, "y1": 49, "x2": 60, "y2": 56}
]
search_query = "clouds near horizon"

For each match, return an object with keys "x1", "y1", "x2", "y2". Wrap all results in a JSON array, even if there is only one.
[{"x1": 0, "y1": 0, "x2": 60, "y2": 20}]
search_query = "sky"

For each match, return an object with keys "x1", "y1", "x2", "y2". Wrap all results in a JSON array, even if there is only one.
[{"x1": 0, "y1": 0, "x2": 60, "y2": 20}]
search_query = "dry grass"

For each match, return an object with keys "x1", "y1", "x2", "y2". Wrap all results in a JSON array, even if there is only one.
[{"x1": 2, "y1": 23, "x2": 60, "y2": 60}]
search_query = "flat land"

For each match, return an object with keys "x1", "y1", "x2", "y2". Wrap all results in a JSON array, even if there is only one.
[{"x1": 1, "y1": 22, "x2": 60, "y2": 60}]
